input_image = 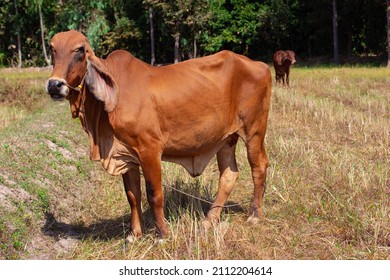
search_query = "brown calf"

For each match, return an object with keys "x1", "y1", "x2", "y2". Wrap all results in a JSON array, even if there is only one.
[{"x1": 273, "y1": 50, "x2": 296, "y2": 86}]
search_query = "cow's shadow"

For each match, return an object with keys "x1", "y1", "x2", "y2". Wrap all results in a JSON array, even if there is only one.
[{"x1": 42, "y1": 180, "x2": 246, "y2": 241}]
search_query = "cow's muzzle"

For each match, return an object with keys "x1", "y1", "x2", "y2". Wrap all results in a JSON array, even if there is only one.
[{"x1": 46, "y1": 78, "x2": 69, "y2": 100}]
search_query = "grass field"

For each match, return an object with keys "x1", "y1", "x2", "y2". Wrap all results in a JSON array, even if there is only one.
[
  {"x1": 0, "y1": 68, "x2": 49, "y2": 129},
  {"x1": 0, "y1": 66, "x2": 389, "y2": 260}
]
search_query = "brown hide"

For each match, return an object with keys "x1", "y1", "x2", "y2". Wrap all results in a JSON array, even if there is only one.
[{"x1": 47, "y1": 30, "x2": 272, "y2": 239}]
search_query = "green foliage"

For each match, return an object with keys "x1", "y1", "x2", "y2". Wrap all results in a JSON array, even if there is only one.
[
  {"x1": 101, "y1": 16, "x2": 142, "y2": 56},
  {"x1": 262, "y1": 0, "x2": 299, "y2": 47},
  {"x1": 0, "y1": 0, "x2": 388, "y2": 65},
  {"x1": 146, "y1": 0, "x2": 211, "y2": 60},
  {"x1": 86, "y1": 10, "x2": 110, "y2": 54},
  {"x1": 203, "y1": 0, "x2": 262, "y2": 54}
]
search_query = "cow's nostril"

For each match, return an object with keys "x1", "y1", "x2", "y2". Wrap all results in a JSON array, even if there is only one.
[
  {"x1": 47, "y1": 79, "x2": 67, "y2": 99},
  {"x1": 47, "y1": 79, "x2": 64, "y2": 94},
  {"x1": 49, "y1": 80, "x2": 63, "y2": 88}
]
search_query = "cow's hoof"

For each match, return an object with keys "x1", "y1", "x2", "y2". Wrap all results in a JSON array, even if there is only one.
[
  {"x1": 201, "y1": 219, "x2": 221, "y2": 235},
  {"x1": 201, "y1": 220, "x2": 212, "y2": 232},
  {"x1": 246, "y1": 215, "x2": 260, "y2": 224},
  {"x1": 201, "y1": 218, "x2": 219, "y2": 233},
  {"x1": 125, "y1": 235, "x2": 138, "y2": 244},
  {"x1": 156, "y1": 238, "x2": 166, "y2": 245}
]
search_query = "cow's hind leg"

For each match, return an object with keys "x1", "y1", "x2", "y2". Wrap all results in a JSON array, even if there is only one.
[
  {"x1": 122, "y1": 164, "x2": 142, "y2": 243},
  {"x1": 205, "y1": 134, "x2": 239, "y2": 228},
  {"x1": 246, "y1": 135, "x2": 269, "y2": 223}
]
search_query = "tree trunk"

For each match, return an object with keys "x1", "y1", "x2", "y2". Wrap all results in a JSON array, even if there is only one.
[
  {"x1": 39, "y1": 4, "x2": 51, "y2": 66},
  {"x1": 149, "y1": 7, "x2": 155, "y2": 66},
  {"x1": 193, "y1": 36, "x2": 197, "y2": 59},
  {"x1": 332, "y1": 0, "x2": 340, "y2": 65},
  {"x1": 174, "y1": 33, "x2": 180, "y2": 64},
  {"x1": 16, "y1": 33, "x2": 22, "y2": 68},
  {"x1": 14, "y1": 0, "x2": 22, "y2": 68},
  {"x1": 387, "y1": 0, "x2": 390, "y2": 67}
]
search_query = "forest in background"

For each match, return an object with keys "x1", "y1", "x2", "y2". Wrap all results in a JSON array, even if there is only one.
[{"x1": 0, "y1": 0, "x2": 389, "y2": 67}]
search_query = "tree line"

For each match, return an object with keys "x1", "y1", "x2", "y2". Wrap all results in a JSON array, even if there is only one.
[{"x1": 0, "y1": 0, "x2": 389, "y2": 67}]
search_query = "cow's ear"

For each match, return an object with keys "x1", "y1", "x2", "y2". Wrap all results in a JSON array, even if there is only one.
[{"x1": 86, "y1": 56, "x2": 118, "y2": 112}]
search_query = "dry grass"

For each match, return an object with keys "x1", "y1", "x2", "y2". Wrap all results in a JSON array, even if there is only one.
[
  {"x1": 0, "y1": 66, "x2": 389, "y2": 260},
  {"x1": 0, "y1": 68, "x2": 49, "y2": 129}
]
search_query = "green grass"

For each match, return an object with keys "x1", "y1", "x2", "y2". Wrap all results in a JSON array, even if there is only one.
[{"x1": 0, "y1": 66, "x2": 389, "y2": 260}]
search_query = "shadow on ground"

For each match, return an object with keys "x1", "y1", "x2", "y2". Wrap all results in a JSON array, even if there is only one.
[{"x1": 41, "y1": 181, "x2": 247, "y2": 241}]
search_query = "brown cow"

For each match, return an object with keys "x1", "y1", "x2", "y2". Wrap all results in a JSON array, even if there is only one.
[
  {"x1": 273, "y1": 50, "x2": 296, "y2": 86},
  {"x1": 46, "y1": 30, "x2": 272, "y2": 241}
]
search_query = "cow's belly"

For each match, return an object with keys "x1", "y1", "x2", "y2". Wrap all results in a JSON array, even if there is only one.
[
  {"x1": 98, "y1": 133, "x2": 235, "y2": 177},
  {"x1": 162, "y1": 139, "x2": 228, "y2": 177}
]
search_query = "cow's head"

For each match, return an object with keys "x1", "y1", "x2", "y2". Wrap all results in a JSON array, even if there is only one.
[
  {"x1": 286, "y1": 50, "x2": 296, "y2": 65},
  {"x1": 46, "y1": 30, "x2": 118, "y2": 112},
  {"x1": 275, "y1": 50, "x2": 296, "y2": 66}
]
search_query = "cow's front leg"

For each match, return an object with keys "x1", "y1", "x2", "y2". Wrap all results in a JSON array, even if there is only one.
[
  {"x1": 140, "y1": 153, "x2": 167, "y2": 238},
  {"x1": 275, "y1": 73, "x2": 281, "y2": 85},
  {"x1": 122, "y1": 164, "x2": 142, "y2": 243}
]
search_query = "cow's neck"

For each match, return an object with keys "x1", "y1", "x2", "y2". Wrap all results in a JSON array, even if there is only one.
[{"x1": 69, "y1": 88, "x2": 114, "y2": 161}]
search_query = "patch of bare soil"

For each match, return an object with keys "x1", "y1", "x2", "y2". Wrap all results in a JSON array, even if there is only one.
[
  {"x1": 0, "y1": 110, "x2": 97, "y2": 259},
  {"x1": 0, "y1": 184, "x2": 33, "y2": 212}
]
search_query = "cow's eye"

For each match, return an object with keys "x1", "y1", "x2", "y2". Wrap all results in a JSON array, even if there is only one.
[
  {"x1": 76, "y1": 46, "x2": 85, "y2": 53},
  {"x1": 74, "y1": 46, "x2": 86, "y2": 61}
]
